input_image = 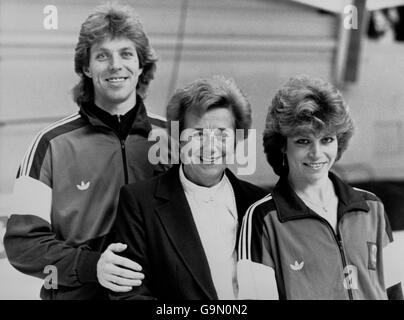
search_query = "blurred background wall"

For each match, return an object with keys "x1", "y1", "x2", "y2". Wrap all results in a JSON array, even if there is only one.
[{"x1": 0, "y1": 0, "x2": 403, "y2": 299}]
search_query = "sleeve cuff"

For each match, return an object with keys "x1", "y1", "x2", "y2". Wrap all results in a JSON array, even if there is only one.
[{"x1": 76, "y1": 250, "x2": 101, "y2": 284}]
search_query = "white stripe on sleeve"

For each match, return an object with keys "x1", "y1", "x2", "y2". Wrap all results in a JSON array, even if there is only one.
[
  {"x1": 239, "y1": 194, "x2": 272, "y2": 260},
  {"x1": 383, "y1": 235, "x2": 404, "y2": 289},
  {"x1": 237, "y1": 259, "x2": 278, "y2": 300},
  {"x1": 10, "y1": 176, "x2": 52, "y2": 224}
]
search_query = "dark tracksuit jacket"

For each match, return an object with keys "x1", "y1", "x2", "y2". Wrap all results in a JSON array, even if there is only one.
[
  {"x1": 238, "y1": 172, "x2": 403, "y2": 300},
  {"x1": 4, "y1": 97, "x2": 170, "y2": 299}
]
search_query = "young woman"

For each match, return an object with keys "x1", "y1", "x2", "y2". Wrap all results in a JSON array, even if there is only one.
[{"x1": 237, "y1": 75, "x2": 403, "y2": 300}]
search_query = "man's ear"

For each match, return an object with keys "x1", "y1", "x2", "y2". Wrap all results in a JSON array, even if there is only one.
[{"x1": 83, "y1": 66, "x2": 92, "y2": 78}]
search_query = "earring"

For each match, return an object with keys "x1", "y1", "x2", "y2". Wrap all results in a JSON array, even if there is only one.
[{"x1": 282, "y1": 153, "x2": 286, "y2": 167}]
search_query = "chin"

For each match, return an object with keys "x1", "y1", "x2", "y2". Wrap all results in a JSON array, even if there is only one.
[
  {"x1": 108, "y1": 94, "x2": 131, "y2": 103},
  {"x1": 306, "y1": 171, "x2": 328, "y2": 182},
  {"x1": 106, "y1": 88, "x2": 134, "y2": 100},
  {"x1": 201, "y1": 163, "x2": 225, "y2": 172},
  {"x1": 200, "y1": 165, "x2": 225, "y2": 179}
]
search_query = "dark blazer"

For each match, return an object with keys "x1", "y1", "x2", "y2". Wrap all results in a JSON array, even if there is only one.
[{"x1": 109, "y1": 165, "x2": 267, "y2": 300}]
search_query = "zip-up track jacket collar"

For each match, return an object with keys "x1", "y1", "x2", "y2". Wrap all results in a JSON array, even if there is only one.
[
  {"x1": 273, "y1": 172, "x2": 370, "y2": 223},
  {"x1": 4, "y1": 98, "x2": 170, "y2": 299},
  {"x1": 238, "y1": 172, "x2": 403, "y2": 300},
  {"x1": 80, "y1": 98, "x2": 153, "y2": 138}
]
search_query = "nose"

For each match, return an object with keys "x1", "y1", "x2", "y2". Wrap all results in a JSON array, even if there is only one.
[
  {"x1": 201, "y1": 131, "x2": 221, "y2": 158},
  {"x1": 309, "y1": 141, "x2": 322, "y2": 159},
  {"x1": 202, "y1": 131, "x2": 214, "y2": 151},
  {"x1": 109, "y1": 52, "x2": 123, "y2": 71}
]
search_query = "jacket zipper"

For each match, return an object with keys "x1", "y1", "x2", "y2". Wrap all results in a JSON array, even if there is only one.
[
  {"x1": 336, "y1": 232, "x2": 354, "y2": 300},
  {"x1": 120, "y1": 139, "x2": 128, "y2": 184},
  {"x1": 115, "y1": 115, "x2": 129, "y2": 184},
  {"x1": 317, "y1": 217, "x2": 354, "y2": 300}
]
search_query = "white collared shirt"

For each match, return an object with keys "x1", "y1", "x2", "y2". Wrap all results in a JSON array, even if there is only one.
[{"x1": 179, "y1": 165, "x2": 238, "y2": 299}]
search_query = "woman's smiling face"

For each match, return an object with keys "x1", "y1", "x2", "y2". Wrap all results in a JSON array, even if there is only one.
[{"x1": 285, "y1": 131, "x2": 338, "y2": 185}]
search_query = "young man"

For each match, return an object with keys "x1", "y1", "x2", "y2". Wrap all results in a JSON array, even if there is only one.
[{"x1": 4, "y1": 4, "x2": 169, "y2": 299}]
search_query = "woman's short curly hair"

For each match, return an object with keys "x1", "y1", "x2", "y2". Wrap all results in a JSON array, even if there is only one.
[
  {"x1": 166, "y1": 75, "x2": 252, "y2": 138},
  {"x1": 72, "y1": 3, "x2": 158, "y2": 105},
  {"x1": 263, "y1": 75, "x2": 355, "y2": 176}
]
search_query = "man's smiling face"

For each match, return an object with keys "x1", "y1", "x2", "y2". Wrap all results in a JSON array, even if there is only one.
[{"x1": 83, "y1": 37, "x2": 143, "y2": 110}]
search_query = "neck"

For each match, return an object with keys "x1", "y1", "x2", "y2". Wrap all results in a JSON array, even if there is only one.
[
  {"x1": 288, "y1": 174, "x2": 332, "y2": 203},
  {"x1": 182, "y1": 165, "x2": 224, "y2": 188},
  {"x1": 95, "y1": 95, "x2": 137, "y2": 116}
]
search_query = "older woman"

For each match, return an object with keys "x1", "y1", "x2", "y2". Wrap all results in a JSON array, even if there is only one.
[
  {"x1": 110, "y1": 75, "x2": 266, "y2": 300},
  {"x1": 237, "y1": 75, "x2": 403, "y2": 300}
]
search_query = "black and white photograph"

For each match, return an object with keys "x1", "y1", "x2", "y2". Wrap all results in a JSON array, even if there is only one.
[{"x1": 0, "y1": 0, "x2": 403, "y2": 306}]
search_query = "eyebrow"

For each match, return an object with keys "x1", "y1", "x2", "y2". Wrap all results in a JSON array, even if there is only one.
[
  {"x1": 294, "y1": 133, "x2": 336, "y2": 139},
  {"x1": 193, "y1": 128, "x2": 229, "y2": 131},
  {"x1": 119, "y1": 47, "x2": 136, "y2": 51},
  {"x1": 93, "y1": 46, "x2": 135, "y2": 52}
]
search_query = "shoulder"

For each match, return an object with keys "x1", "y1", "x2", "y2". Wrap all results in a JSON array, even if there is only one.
[
  {"x1": 244, "y1": 193, "x2": 276, "y2": 225},
  {"x1": 225, "y1": 169, "x2": 267, "y2": 200},
  {"x1": 37, "y1": 113, "x2": 86, "y2": 141},
  {"x1": 120, "y1": 174, "x2": 161, "y2": 198},
  {"x1": 351, "y1": 186, "x2": 392, "y2": 238},
  {"x1": 250, "y1": 193, "x2": 276, "y2": 214},
  {"x1": 18, "y1": 113, "x2": 86, "y2": 178},
  {"x1": 238, "y1": 193, "x2": 275, "y2": 259},
  {"x1": 29, "y1": 113, "x2": 86, "y2": 150},
  {"x1": 350, "y1": 186, "x2": 386, "y2": 221},
  {"x1": 352, "y1": 187, "x2": 382, "y2": 203},
  {"x1": 236, "y1": 178, "x2": 268, "y2": 197},
  {"x1": 147, "y1": 111, "x2": 167, "y2": 129}
]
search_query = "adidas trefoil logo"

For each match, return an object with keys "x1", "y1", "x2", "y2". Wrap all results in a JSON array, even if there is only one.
[
  {"x1": 76, "y1": 181, "x2": 90, "y2": 191},
  {"x1": 290, "y1": 260, "x2": 304, "y2": 271}
]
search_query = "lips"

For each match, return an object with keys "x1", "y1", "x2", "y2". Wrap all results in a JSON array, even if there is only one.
[
  {"x1": 304, "y1": 162, "x2": 327, "y2": 169},
  {"x1": 200, "y1": 156, "x2": 223, "y2": 164},
  {"x1": 105, "y1": 77, "x2": 128, "y2": 83}
]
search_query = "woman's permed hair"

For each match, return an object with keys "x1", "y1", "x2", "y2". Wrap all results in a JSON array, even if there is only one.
[
  {"x1": 72, "y1": 3, "x2": 158, "y2": 105},
  {"x1": 263, "y1": 75, "x2": 355, "y2": 176}
]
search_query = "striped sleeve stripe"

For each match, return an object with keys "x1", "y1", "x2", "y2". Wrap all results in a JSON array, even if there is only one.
[
  {"x1": 19, "y1": 113, "x2": 80, "y2": 177},
  {"x1": 147, "y1": 111, "x2": 166, "y2": 122},
  {"x1": 20, "y1": 112, "x2": 80, "y2": 176},
  {"x1": 239, "y1": 194, "x2": 272, "y2": 261},
  {"x1": 147, "y1": 111, "x2": 167, "y2": 128}
]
